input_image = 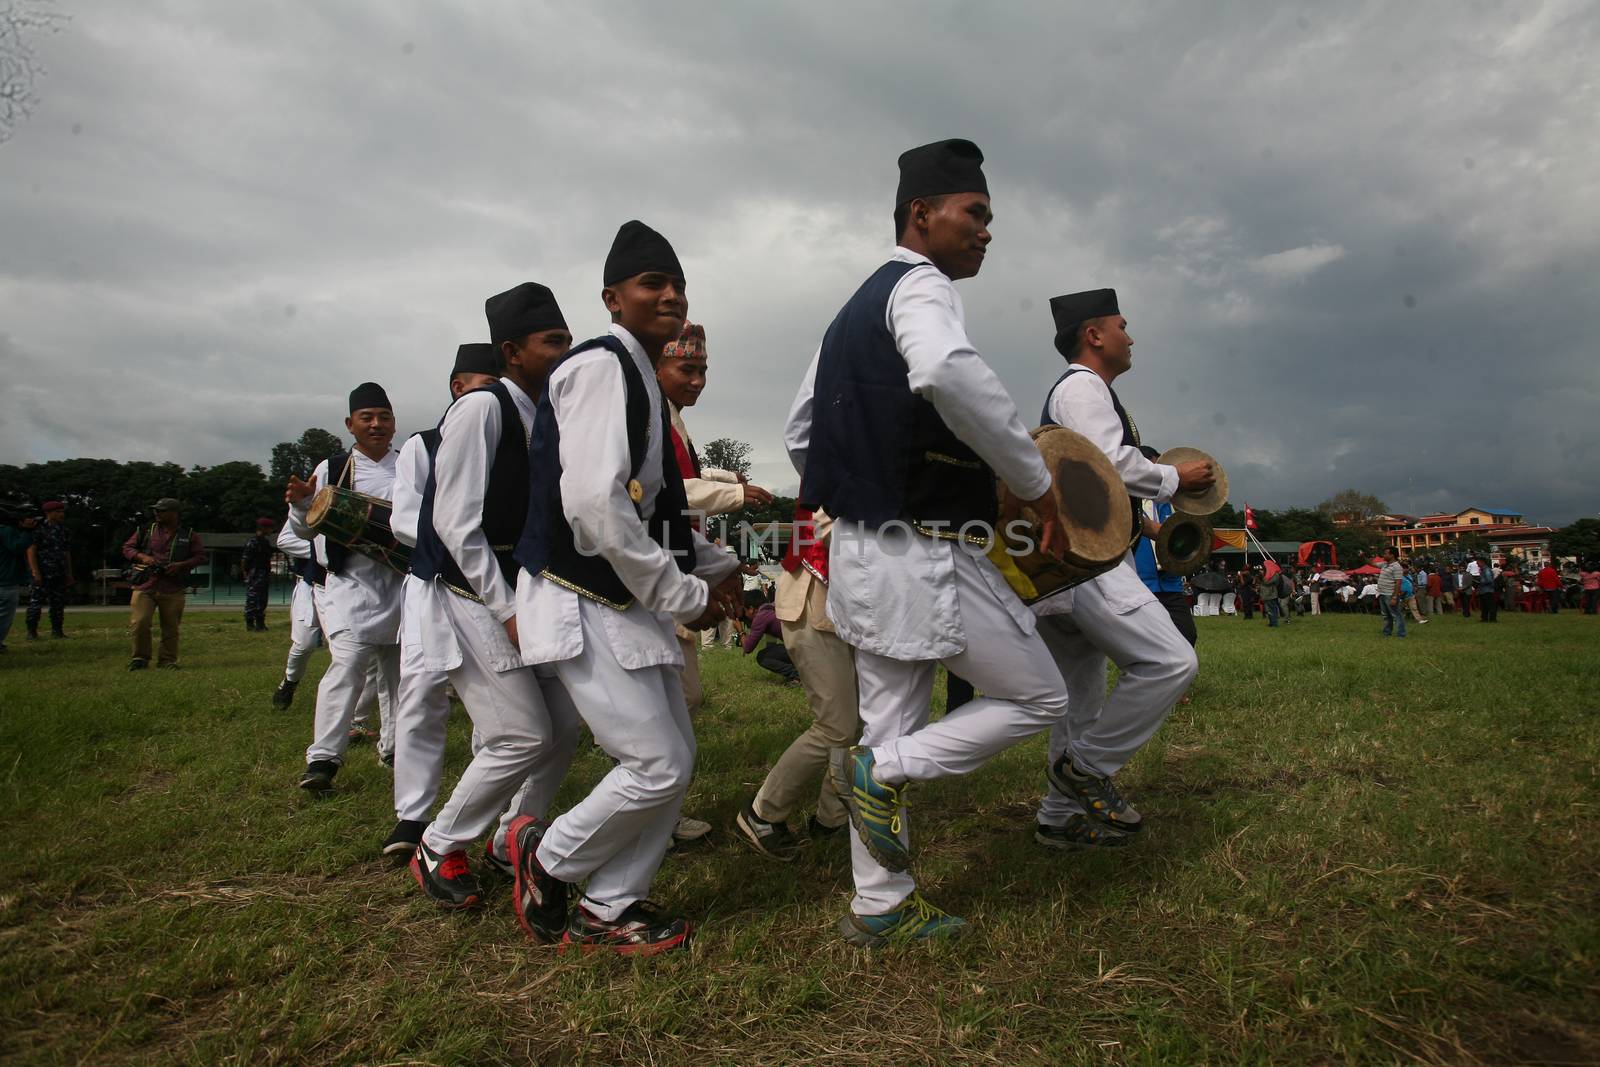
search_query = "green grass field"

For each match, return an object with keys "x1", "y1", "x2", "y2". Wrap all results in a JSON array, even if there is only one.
[{"x1": 2, "y1": 608, "x2": 1597, "y2": 1065}]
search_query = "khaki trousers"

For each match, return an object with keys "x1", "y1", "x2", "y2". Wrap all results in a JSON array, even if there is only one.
[
  {"x1": 129, "y1": 590, "x2": 186, "y2": 665},
  {"x1": 752, "y1": 597, "x2": 859, "y2": 829},
  {"x1": 677, "y1": 632, "x2": 704, "y2": 715}
]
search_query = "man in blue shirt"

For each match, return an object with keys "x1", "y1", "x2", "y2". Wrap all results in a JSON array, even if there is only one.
[{"x1": 0, "y1": 509, "x2": 38, "y2": 651}]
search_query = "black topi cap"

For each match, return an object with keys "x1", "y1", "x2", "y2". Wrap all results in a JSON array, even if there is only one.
[
  {"x1": 895, "y1": 138, "x2": 988, "y2": 206},
  {"x1": 1049, "y1": 289, "x2": 1121, "y2": 358},
  {"x1": 451, "y1": 342, "x2": 502, "y2": 378},
  {"x1": 348, "y1": 381, "x2": 393, "y2": 413},
  {"x1": 485, "y1": 282, "x2": 567, "y2": 346},
  {"x1": 602, "y1": 220, "x2": 683, "y2": 287}
]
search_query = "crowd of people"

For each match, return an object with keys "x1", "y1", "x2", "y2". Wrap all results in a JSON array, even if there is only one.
[{"x1": 2, "y1": 138, "x2": 1593, "y2": 960}]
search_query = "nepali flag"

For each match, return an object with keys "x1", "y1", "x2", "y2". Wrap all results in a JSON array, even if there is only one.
[{"x1": 1245, "y1": 504, "x2": 1257, "y2": 530}]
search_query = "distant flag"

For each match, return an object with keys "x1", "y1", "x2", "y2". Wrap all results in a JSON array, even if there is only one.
[{"x1": 1245, "y1": 504, "x2": 1257, "y2": 530}]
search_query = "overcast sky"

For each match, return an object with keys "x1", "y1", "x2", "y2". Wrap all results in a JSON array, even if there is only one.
[{"x1": 1, "y1": 0, "x2": 1596, "y2": 525}]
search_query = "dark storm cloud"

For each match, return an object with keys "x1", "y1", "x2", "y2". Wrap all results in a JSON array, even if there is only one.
[{"x1": 1, "y1": 0, "x2": 1595, "y2": 524}]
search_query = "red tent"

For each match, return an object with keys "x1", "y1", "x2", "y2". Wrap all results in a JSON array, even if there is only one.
[{"x1": 1347, "y1": 564, "x2": 1380, "y2": 576}]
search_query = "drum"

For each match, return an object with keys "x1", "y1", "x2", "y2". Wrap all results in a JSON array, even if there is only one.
[
  {"x1": 1154, "y1": 510, "x2": 1215, "y2": 576},
  {"x1": 306, "y1": 486, "x2": 411, "y2": 576},
  {"x1": 994, "y1": 426, "x2": 1134, "y2": 603}
]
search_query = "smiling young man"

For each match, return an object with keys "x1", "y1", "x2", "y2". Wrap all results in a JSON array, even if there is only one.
[
  {"x1": 1028, "y1": 289, "x2": 1210, "y2": 849},
  {"x1": 285, "y1": 383, "x2": 403, "y2": 795},
  {"x1": 403, "y1": 291, "x2": 585, "y2": 912},
  {"x1": 786, "y1": 139, "x2": 1073, "y2": 945},
  {"x1": 505, "y1": 222, "x2": 742, "y2": 954},
  {"x1": 380, "y1": 343, "x2": 503, "y2": 861}
]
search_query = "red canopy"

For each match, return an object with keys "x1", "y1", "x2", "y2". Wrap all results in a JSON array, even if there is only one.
[{"x1": 1347, "y1": 564, "x2": 1380, "y2": 576}]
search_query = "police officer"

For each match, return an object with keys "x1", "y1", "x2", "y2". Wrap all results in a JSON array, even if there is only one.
[
  {"x1": 240, "y1": 517, "x2": 276, "y2": 631},
  {"x1": 26, "y1": 500, "x2": 72, "y2": 640}
]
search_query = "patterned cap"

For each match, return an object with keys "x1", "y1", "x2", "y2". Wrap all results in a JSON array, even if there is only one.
[{"x1": 661, "y1": 322, "x2": 707, "y2": 362}]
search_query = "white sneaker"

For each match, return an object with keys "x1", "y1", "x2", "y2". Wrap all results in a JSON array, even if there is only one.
[{"x1": 672, "y1": 815, "x2": 712, "y2": 842}]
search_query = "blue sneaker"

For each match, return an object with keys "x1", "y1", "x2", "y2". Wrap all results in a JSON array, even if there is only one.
[
  {"x1": 838, "y1": 893, "x2": 966, "y2": 947},
  {"x1": 831, "y1": 746, "x2": 911, "y2": 872}
]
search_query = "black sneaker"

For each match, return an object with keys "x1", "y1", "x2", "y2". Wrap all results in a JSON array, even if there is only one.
[
  {"x1": 409, "y1": 839, "x2": 483, "y2": 910},
  {"x1": 562, "y1": 900, "x2": 691, "y2": 956},
  {"x1": 298, "y1": 759, "x2": 338, "y2": 795},
  {"x1": 505, "y1": 816, "x2": 568, "y2": 943},
  {"x1": 271, "y1": 679, "x2": 297, "y2": 709},
  {"x1": 383, "y1": 819, "x2": 427, "y2": 857},
  {"x1": 482, "y1": 838, "x2": 514, "y2": 880},
  {"x1": 157, "y1": 662, "x2": 180, "y2": 670},
  {"x1": 735, "y1": 800, "x2": 799, "y2": 861},
  {"x1": 1046, "y1": 755, "x2": 1143, "y2": 833},
  {"x1": 50, "y1": 630, "x2": 67, "y2": 639},
  {"x1": 378, "y1": 750, "x2": 394, "y2": 769},
  {"x1": 128, "y1": 658, "x2": 148, "y2": 671},
  {"x1": 1035, "y1": 816, "x2": 1135, "y2": 850},
  {"x1": 807, "y1": 814, "x2": 847, "y2": 839}
]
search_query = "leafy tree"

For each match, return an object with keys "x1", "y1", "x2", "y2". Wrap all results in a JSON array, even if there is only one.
[
  {"x1": 1552, "y1": 518, "x2": 1600, "y2": 563},
  {"x1": 700, "y1": 438, "x2": 753, "y2": 480},
  {"x1": 270, "y1": 428, "x2": 344, "y2": 484},
  {"x1": 183, "y1": 461, "x2": 278, "y2": 532},
  {"x1": 1330, "y1": 525, "x2": 1384, "y2": 569},
  {"x1": 1317, "y1": 489, "x2": 1389, "y2": 522}
]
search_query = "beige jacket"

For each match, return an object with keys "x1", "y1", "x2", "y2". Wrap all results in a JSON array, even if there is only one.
[
  {"x1": 774, "y1": 509, "x2": 835, "y2": 633},
  {"x1": 669, "y1": 403, "x2": 745, "y2": 517}
]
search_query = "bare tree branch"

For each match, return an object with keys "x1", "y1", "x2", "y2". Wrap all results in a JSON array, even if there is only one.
[{"x1": 0, "y1": 0, "x2": 70, "y2": 145}]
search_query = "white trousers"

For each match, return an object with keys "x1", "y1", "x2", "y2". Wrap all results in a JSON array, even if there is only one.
[
  {"x1": 421, "y1": 593, "x2": 580, "y2": 856},
  {"x1": 535, "y1": 601, "x2": 694, "y2": 923},
  {"x1": 306, "y1": 630, "x2": 400, "y2": 765},
  {"x1": 392, "y1": 624, "x2": 453, "y2": 824},
  {"x1": 849, "y1": 552, "x2": 1069, "y2": 916},
  {"x1": 284, "y1": 608, "x2": 322, "y2": 683},
  {"x1": 1036, "y1": 584, "x2": 1198, "y2": 826},
  {"x1": 1196, "y1": 592, "x2": 1223, "y2": 617}
]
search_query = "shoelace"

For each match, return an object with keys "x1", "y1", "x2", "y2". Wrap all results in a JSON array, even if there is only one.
[
  {"x1": 438, "y1": 850, "x2": 471, "y2": 880},
  {"x1": 853, "y1": 775, "x2": 909, "y2": 835},
  {"x1": 892, "y1": 893, "x2": 948, "y2": 934}
]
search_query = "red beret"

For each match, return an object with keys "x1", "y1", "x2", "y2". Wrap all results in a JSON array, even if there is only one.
[{"x1": 41, "y1": 501, "x2": 64, "y2": 512}]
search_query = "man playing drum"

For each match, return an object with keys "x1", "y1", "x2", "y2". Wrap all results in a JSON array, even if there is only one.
[
  {"x1": 786, "y1": 139, "x2": 1071, "y2": 945},
  {"x1": 285, "y1": 382, "x2": 404, "y2": 795},
  {"x1": 1030, "y1": 289, "x2": 1210, "y2": 848}
]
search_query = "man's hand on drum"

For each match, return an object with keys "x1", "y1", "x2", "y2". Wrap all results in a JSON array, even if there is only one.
[
  {"x1": 1176, "y1": 460, "x2": 1216, "y2": 492},
  {"x1": 285, "y1": 474, "x2": 318, "y2": 507},
  {"x1": 1024, "y1": 490, "x2": 1069, "y2": 561}
]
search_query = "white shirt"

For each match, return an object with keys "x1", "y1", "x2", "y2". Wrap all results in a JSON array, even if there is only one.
[
  {"x1": 288, "y1": 448, "x2": 403, "y2": 644},
  {"x1": 389, "y1": 432, "x2": 431, "y2": 548},
  {"x1": 785, "y1": 247, "x2": 1051, "y2": 660},
  {"x1": 275, "y1": 519, "x2": 318, "y2": 628},
  {"x1": 516, "y1": 325, "x2": 737, "y2": 669},
  {"x1": 1045, "y1": 367, "x2": 1179, "y2": 504}
]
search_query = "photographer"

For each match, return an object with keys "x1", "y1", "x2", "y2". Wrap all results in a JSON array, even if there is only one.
[
  {"x1": 0, "y1": 506, "x2": 38, "y2": 651},
  {"x1": 121, "y1": 497, "x2": 205, "y2": 670},
  {"x1": 25, "y1": 501, "x2": 72, "y2": 640}
]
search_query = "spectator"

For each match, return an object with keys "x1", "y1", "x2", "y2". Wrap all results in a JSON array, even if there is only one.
[
  {"x1": 1456, "y1": 563, "x2": 1473, "y2": 618},
  {"x1": 1412, "y1": 564, "x2": 1429, "y2": 617},
  {"x1": 1425, "y1": 568, "x2": 1443, "y2": 616},
  {"x1": 740, "y1": 591, "x2": 798, "y2": 684},
  {"x1": 240, "y1": 517, "x2": 277, "y2": 632},
  {"x1": 121, "y1": 497, "x2": 205, "y2": 670},
  {"x1": 0, "y1": 509, "x2": 38, "y2": 651},
  {"x1": 1238, "y1": 568, "x2": 1256, "y2": 620},
  {"x1": 1579, "y1": 562, "x2": 1600, "y2": 615},
  {"x1": 25, "y1": 500, "x2": 72, "y2": 640},
  {"x1": 1377, "y1": 547, "x2": 1406, "y2": 638},
  {"x1": 1306, "y1": 570, "x2": 1322, "y2": 616},
  {"x1": 1401, "y1": 566, "x2": 1428, "y2": 625},
  {"x1": 1359, "y1": 579, "x2": 1380, "y2": 613},
  {"x1": 1337, "y1": 582, "x2": 1358, "y2": 611},
  {"x1": 1256, "y1": 567, "x2": 1281, "y2": 628},
  {"x1": 1477, "y1": 556, "x2": 1499, "y2": 623},
  {"x1": 1535, "y1": 561, "x2": 1562, "y2": 614}
]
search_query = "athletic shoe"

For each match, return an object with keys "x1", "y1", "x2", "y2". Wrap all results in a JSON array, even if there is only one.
[
  {"x1": 1046, "y1": 755, "x2": 1142, "y2": 833},
  {"x1": 832, "y1": 746, "x2": 911, "y2": 872},
  {"x1": 837, "y1": 893, "x2": 966, "y2": 947},
  {"x1": 672, "y1": 815, "x2": 712, "y2": 843},
  {"x1": 378, "y1": 750, "x2": 394, "y2": 769},
  {"x1": 1034, "y1": 816, "x2": 1135, "y2": 850},
  {"x1": 807, "y1": 814, "x2": 846, "y2": 839},
  {"x1": 298, "y1": 759, "x2": 338, "y2": 795},
  {"x1": 158, "y1": 662, "x2": 180, "y2": 670},
  {"x1": 505, "y1": 815, "x2": 568, "y2": 943},
  {"x1": 382, "y1": 819, "x2": 427, "y2": 857},
  {"x1": 128, "y1": 658, "x2": 148, "y2": 671},
  {"x1": 50, "y1": 630, "x2": 67, "y2": 639},
  {"x1": 409, "y1": 839, "x2": 483, "y2": 910},
  {"x1": 562, "y1": 900, "x2": 691, "y2": 956},
  {"x1": 482, "y1": 838, "x2": 514, "y2": 880},
  {"x1": 734, "y1": 801, "x2": 799, "y2": 861},
  {"x1": 347, "y1": 726, "x2": 374, "y2": 745},
  {"x1": 271, "y1": 679, "x2": 297, "y2": 709}
]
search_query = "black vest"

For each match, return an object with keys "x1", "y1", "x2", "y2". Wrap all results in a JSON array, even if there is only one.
[
  {"x1": 513, "y1": 335, "x2": 695, "y2": 609},
  {"x1": 289, "y1": 554, "x2": 326, "y2": 585},
  {"x1": 411, "y1": 383, "x2": 530, "y2": 600},
  {"x1": 801, "y1": 260, "x2": 997, "y2": 541},
  {"x1": 1041, "y1": 364, "x2": 1142, "y2": 535},
  {"x1": 320, "y1": 451, "x2": 353, "y2": 575}
]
